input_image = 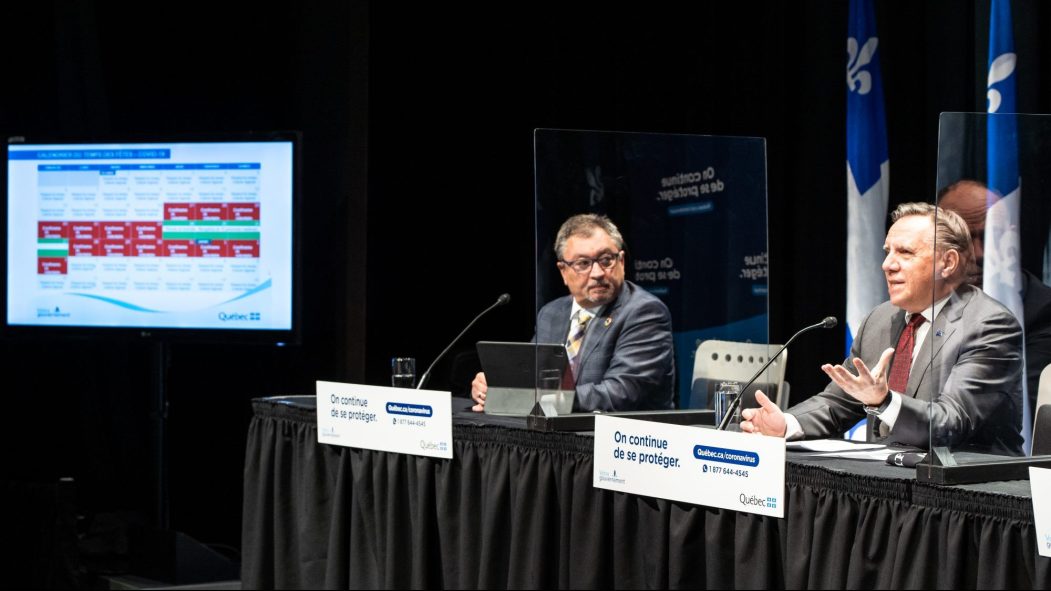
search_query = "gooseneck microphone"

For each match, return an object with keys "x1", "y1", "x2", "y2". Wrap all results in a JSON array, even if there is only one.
[
  {"x1": 717, "y1": 316, "x2": 838, "y2": 430},
  {"x1": 416, "y1": 293, "x2": 511, "y2": 389}
]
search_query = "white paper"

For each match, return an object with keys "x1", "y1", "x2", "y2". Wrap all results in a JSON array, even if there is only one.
[
  {"x1": 785, "y1": 439, "x2": 886, "y2": 452},
  {"x1": 810, "y1": 448, "x2": 897, "y2": 461}
]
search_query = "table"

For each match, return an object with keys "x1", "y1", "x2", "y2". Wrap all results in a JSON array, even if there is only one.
[{"x1": 242, "y1": 396, "x2": 1051, "y2": 589}]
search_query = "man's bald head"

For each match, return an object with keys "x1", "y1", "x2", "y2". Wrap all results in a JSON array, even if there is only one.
[{"x1": 937, "y1": 179, "x2": 995, "y2": 286}]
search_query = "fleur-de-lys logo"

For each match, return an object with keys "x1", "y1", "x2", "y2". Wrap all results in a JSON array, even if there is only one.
[
  {"x1": 987, "y1": 51, "x2": 1016, "y2": 113},
  {"x1": 846, "y1": 37, "x2": 879, "y2": 95},
  {"x1": 586, "y1": 165, "x2": 604, "y2": 206},
  {"x1": 984, "y1": 199, "x2": 1022, "y2": 293}
]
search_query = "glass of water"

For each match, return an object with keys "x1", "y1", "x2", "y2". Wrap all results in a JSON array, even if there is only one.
[
  {"x1": 536, "y1": 368, "x2": 567, "y2": 416},
  {"x1": 391, "y1": 357, "x2": 416, "y2": 388},
  {"x1": 538, "y1": 368, "x2": 562, "y2": 393},
  {"x1": 714, "y1": 381, "x2": 741, "y2": 426}
]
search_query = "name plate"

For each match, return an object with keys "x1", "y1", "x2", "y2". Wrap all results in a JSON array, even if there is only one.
[
  {"x1": 593, "y1": 415, "x2": 785, "y2": 517},
  {"x1": 1031, "y1": 467, "x2": 1051, "y2": 557},
  {"x1": 316, "y1": 380, "x2": 453, "y2": 459}
]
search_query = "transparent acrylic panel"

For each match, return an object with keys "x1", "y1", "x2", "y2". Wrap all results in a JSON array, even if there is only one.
[
  {"x1": 928, "y1": 112, "x2": 1051, "y2": 468},
  {"x1": 532, "y1": 129, "x2": 770, "y2": 418}
]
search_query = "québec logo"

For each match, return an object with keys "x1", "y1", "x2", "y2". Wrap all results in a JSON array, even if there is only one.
[
  {"x1": 218, "y1": 311, "x2": 261, "y2": 321},
  {"x1": 37, "y1": 306, "x2": 70, "y2": 318},
  {"x1": 739, "y1": 493, "x2": 776, "y2": 509},
  {"x1": 419, "y1": 440, "x2": 448, "y2": 452}
]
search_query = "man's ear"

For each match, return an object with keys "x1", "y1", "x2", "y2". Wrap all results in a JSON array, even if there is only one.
[
  {"x1": 557, "y1": 262, "x2": 571, "y2": 286},
  {"x1": 940, "y1": 249, "x2": 961, "y2": 278}
]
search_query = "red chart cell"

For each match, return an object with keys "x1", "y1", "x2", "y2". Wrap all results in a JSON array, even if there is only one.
[
  {"x1": 198, "y1": 241, "x2": 227, "y2": 257},
  {"x1": 162, "y1": 240, "x2": 199, "y2": 257},
  {"x1": 229, "y1": 240, "x2": 260, "y2": 258},
  {"x1": 38, "y1": 221, "x2": 68, "y2": 239}
]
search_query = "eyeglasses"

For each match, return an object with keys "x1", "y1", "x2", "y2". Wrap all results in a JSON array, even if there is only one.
[{"x1": 560, "y1": 251, "x2": 622, "y2": 274}]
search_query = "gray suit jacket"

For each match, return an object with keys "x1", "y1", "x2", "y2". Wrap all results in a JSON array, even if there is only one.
[
  {"x1": 535, "y1": 281, "x2": 675, "y2": 412},
  {"x1": 789, "y1": 284, "x2": 1024, "y2": 455}
]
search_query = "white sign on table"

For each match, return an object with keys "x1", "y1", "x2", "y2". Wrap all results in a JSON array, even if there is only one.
[
  {"x1": 593, "y1": 415, "x2": 786, "y2": 517},
  {"x1": 1030, "y1": 467, "x2": 1051, "y2": 558},
  {"x1": 316, "y1": 380, "x2": 453, "y2": 459}
]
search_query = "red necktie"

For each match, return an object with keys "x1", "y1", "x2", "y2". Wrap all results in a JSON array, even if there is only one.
[{"x1": 887, "y1": 314, "x2": 926, "y2": 393}]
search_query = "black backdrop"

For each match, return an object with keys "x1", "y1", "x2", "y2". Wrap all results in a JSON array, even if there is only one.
[{"x1": 2, "y1": 0, "x2": 1050, "y2": 576}]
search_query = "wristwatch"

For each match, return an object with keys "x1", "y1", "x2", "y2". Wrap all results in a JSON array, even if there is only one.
[{"x1": 864, "y1": 395, "x2": 892, "y2": 416}]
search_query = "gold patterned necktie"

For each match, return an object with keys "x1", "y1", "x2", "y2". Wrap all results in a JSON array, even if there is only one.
[{"x1": 566, "y1": 310, "x2": 593, "y2": 379}]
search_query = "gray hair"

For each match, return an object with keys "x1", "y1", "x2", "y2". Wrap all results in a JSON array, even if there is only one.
[
  {"x1": 891, "y1": 201, "x2": 972, "y2": 264},
  {"x1": 553, "y1": 214, "x2": 625, "y2": 260}
]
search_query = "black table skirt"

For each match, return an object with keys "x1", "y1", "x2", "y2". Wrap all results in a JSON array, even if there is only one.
[{"x1": 242, "y1": 398, "x2": 1051, "y2": 589}]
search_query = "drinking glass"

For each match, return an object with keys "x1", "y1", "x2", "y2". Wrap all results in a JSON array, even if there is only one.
[
  {"x1": 391, "y1": 357, "x2": 416, "y2": 388},
  {"x1": 714, "y1": 381, "x2": 742, "y2": 426}
]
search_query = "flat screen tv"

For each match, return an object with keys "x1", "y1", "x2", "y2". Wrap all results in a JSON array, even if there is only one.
[{"x1": 3, "y1": 133, "x2": 301, "y2": 344}]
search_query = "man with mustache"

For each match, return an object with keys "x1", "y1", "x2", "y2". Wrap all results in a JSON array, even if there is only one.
[
  {"x1": 741, "y1": 202, "x2": 1024, "y2": 454},
  {"x1": 471, "y1": 213, "x2": 675, "y2": 412}
]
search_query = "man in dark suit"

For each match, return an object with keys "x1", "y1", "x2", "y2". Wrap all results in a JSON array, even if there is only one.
[
  {"x1": 471, "y1": 214, "x2": 675, "y2": 412},
  {"x1": 938, "y1": 179, "x2": 1051, "y2": 422},
  {"x1": 741, "y1": 202, "x2": 1024, "y2": 455}
]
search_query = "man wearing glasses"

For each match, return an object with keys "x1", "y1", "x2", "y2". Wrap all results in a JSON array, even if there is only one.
[{"x1": 471, "y1": 213, "x2": 675, "y2": 412}]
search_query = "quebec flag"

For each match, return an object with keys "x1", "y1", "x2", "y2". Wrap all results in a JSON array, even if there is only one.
[
  {"x1": 986, "y1": 0, "x2": 1031, "y2": 452},
  {"x1": 846, "y1": 0, "x2": 889, "y2": 358}
]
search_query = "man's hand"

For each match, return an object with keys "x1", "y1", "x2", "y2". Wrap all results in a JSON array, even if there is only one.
[
  {"x1": 740, "y1": 390, "x2": 787, "y2": 437},
  {"x1": 470, "y1": 372, "x2": 487, "y2": 412},
  {"x1": 821, "y1": 347, "x2": 895, "y2": 406}
]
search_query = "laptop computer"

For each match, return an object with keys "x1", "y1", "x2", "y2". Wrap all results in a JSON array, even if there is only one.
[{"x1": 476, "y1": 341, "x2": 575, "y2": 416}]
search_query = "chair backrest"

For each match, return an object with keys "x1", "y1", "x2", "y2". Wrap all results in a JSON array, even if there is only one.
[
  {"x1": 1034, "y1": 404, "x2": 1051, "y2": 456},
  {"x1": 1039, "y1": 364, "x2": 1051, "y2": 414},
  {"x1": 1034, "y1": 364, "x2": 1051, "y2": 453},
  {"x1": 691, "y1": 340, "x2": 787, "y2": 410}
]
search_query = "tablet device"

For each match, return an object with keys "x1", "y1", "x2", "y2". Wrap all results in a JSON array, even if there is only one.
[{"x1": 476, "y1": 341, "x2": 574, "y2": 416}]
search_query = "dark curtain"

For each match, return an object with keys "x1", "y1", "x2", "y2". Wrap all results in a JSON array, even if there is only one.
[{"x1": 242, "y1": 400, "x2": 1051, "y2": 589}]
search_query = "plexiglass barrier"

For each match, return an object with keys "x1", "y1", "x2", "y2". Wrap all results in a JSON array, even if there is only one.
[
  {"x1": 530, "y1": 129, "x2": 771, "y2": 420},
  {"x1": 924, "y1": 112, "x2": 1051, "y2": 476}
]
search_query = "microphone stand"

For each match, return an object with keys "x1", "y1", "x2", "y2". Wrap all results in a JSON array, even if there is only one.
[
  {"x1": 416, "y1": 294, "x2": 510, "y2": 389},
  {"x1": 717, "y1": 317, "x2": 835, "y2": 430}
]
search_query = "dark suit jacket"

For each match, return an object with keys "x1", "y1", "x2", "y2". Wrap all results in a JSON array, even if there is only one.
[
  {"x1": 535, "y1": 281, "x2": 675, "y2": 412},
  {"x1": 789, "y1": 284, "x2": 1024, "y2": 455}
]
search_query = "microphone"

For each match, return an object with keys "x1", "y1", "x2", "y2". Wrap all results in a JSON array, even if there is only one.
[
  {"x1": 416, "y1": 293, "x2": 510, "y2": 389},
  {"x1": 886, "y1": 451, "x2": 927, "y2": 468},
  {"x1": 717, "y1": 316, "x2": 838, "y2": 430}
]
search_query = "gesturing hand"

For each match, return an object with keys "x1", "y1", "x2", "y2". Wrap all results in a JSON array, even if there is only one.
[
  {"x1": 740, "y1": 390, "x2": 787, "y2": 437},
  {"x1": 820, "y1": 347, "x2": 895, "y2": 406}
]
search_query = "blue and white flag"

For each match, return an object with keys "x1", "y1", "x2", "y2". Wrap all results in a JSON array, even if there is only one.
[
  {"x1": 986, "y1": 0, "x2": 1031, "y2": 452},
  {"x1": 846, "y1": 0, "x2": 889, "y2": 357},
  {"x1": 844, "y1": 0, "x2": 888, "y2": 442}
]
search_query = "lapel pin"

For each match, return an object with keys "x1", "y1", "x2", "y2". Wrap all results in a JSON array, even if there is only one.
[
  {"x1": 935, "y1": 330, "x2": 944, "y2": 337},
  {"x1": 604, "y1": 316, "x2": 612, "y2": 327}
]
